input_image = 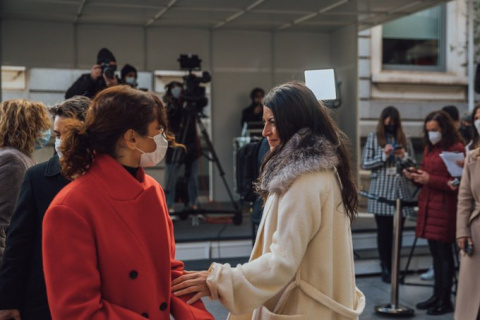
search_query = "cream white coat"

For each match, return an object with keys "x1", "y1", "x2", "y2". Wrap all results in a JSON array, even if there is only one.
[{"x1": 206, "y1": 132, "x2": 365, "y2": 320}]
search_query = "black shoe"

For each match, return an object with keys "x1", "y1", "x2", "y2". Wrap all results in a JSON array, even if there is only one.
[
  {"x1": 381, "y1": 270, "x2": 391, "y2": 283},
  {"x1": 416, "y1": 296, "x2": 439, "y2": 310},
  {"x1": 427, "y1": 302, "x2": 454, "y2": 315},
  {"x1": 380, "y1": 263, "x2": 391, "y2": 283}
]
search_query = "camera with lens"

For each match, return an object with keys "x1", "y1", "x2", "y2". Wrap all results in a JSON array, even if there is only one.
[
  {"x1": 100, "y1": 59, "x2": 116, "y2": 80},
  {"x1": 396, "y1": 157, "x2": 417, "y2": 173},
  {"x1": 177, "y1": 54, "x2": 211, "y2": 114}
]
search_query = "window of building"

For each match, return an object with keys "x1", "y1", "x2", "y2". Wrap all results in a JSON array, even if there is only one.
[{"x1": 382, "y1": 5, "x2": 446, "y2": 71}]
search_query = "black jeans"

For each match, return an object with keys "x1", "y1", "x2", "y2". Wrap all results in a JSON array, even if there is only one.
[
  {"x1": 428, "y1": 239, "x2": 454, "y2": 301},
  {"x1": 375, "y1": 215, "x2": 405, "y2": 269}
]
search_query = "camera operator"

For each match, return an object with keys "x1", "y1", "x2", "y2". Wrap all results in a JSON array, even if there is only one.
[
  {"x1": 65, "y1": 48, "x2": 119, "y2": 99},
  {"x1": 120, "y1": 63, "x2": 138, "y2": 88},
  {"x1": 241, "y1": 88, "x2": 264, "y2": 128},
  {"x1": 163, "y1": 81, "x2": 201, "y2": 212}
]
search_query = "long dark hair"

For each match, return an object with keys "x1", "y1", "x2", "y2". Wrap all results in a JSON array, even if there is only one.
[
  {"x1": 60, "y1": 86, "x2": 175, "y2": 179},
  {"x1": 470, "y1": 104, "x2": 480, "y2": 150},
  {"x1": 376, "y1": 106, "x2": 407, "y2": 147},
  {"x1": 423, "y1": 110, "x2": 462, "y2": 152},
  {"x1": 261, "y1": 81, "x2": 357, "y2": 223}
]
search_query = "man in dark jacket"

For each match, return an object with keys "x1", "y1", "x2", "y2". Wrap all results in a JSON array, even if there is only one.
[
  {"x1": 241, "y1": 87, "x2": 265, "y2": 128},
  {"x1": 0, "y1": 96, "x2": 90, "y2": 320},
  {"x1": 65, "y1": 48, "x2": 119, "y2": 99}
]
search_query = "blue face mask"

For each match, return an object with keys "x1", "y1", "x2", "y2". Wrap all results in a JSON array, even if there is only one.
[
  {"x1": 34, "y1": 129, "x2": 51, "y2": 150},
  {"x1": 171, "y1": 86, "x2": 182, "y2": 99}
]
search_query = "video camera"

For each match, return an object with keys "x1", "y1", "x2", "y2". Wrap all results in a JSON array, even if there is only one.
[
  {"x1": 178, "y1": 54, "x2": 211, "y2": 114},
  {"x1": 99, "y1": 59, "x2": 116, "y2": 80}
]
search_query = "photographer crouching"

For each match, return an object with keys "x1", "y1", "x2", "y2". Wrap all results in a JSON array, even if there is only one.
[{"x1": 65, "y1": 48, "x2": 119, "y2": 99}]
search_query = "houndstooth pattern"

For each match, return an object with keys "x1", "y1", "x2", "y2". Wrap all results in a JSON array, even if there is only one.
[{"x1": 361, "y1": 132, "x2": 416, "y2": 216}]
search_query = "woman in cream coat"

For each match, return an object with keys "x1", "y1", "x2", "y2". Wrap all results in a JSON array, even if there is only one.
[
  {"x1": 173, "y1": 82, "x2": 365, "y2": 319},
  {"x1": 455, "y1": 147, "x2": 480, "y2": 320}
]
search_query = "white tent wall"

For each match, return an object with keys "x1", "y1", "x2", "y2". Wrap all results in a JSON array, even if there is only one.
[
  {"x1": 2, "y1": 19, "x2": 345, "y2": 201},
  {"x1": 329, "y1": 24, "x2": 359, "y2": 177}
]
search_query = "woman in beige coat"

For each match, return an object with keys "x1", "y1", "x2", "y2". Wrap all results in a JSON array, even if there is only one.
[
  {"x1": 172, "y1": 82, "x2": 365, "y2": 319},
  {"x1": 455, "y1": 146, "x2": 480, "y2": 320}
]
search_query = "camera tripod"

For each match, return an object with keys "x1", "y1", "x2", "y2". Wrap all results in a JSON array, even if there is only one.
[{"x1": 165, "y1": 106, "x2": 242, "y2": 225}]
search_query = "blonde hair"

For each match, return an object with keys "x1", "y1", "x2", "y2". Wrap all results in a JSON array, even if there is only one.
[{"x1": 0, "y1": 99, "x2": 51, "y2": 155}]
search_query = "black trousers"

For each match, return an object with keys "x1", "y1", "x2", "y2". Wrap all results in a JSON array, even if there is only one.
[
  {"x1": 375, "y1": 215, "x2": 405, "y2": 269},
  {"x1": 428, "y1": 239, "x2": 454, "y2": 301}
]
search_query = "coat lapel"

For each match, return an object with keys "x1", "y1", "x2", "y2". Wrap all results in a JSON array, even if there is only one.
[{"x1": 89, "y1": 154, "x2": 147, "y2": 201}]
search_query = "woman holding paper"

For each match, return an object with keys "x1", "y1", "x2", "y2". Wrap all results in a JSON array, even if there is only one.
[{"x1": 403, "y1": 110, "x2": 464, "y2": 316}]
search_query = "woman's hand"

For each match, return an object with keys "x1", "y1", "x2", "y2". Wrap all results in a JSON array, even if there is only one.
[
  {"x1": 457, "y1": 237, "x2": 473, "y2": 255},
  {"x1": 402, "y1": 168, "x2": 415, "y2": 180},
  {"x1": 447, "y1": 180, "x2": 459, "y2": 191},
  {"x1": 0, "y1": 309, "x2": 21, "y2": 320},
  {"x1": 393, "y1": 146, "x2": 405, "y2": 159},
  {"x1": 412, "y1": 170, "x2": 429, "y2": 185},
  {"x1": 384, "y1": 144, "x2": 394, "y2": 157},
  {"x1": 171, "y1": 270, "x2": 210, "y2": 305}
]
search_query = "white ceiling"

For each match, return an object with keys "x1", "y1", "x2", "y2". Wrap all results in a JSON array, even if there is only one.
[{"x1": 1, "y1": 0, "x2": 451, "y2": 32}]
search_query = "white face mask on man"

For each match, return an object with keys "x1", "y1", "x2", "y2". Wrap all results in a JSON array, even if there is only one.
[
  {"x1": 428, "y1": 131, "x2": 442, "y2": 145},
  {"x1": 474, "y1": 119, "x2": 480, "y2": 134},
  {"x1": 55, "y1": 138, "x2": 62, "y2": 158},
  {"x1": 136, "y1": 133, "x2": 168, "y2": 167}
]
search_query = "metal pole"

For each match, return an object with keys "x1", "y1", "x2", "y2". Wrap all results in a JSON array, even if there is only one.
[
  {"x1": 468, "y1": 0, "x2": 475, "y2": 111},
  {"x1": 375, "y1": 173, "x2": 414, "y2": 316},
  {"x1": 390, "y1": 197, "x2": 402, "y2": 308}
]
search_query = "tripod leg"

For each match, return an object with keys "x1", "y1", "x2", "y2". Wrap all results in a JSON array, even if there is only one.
[
  {"x1": 165, "y1": 113, "x2": 192, "y2": 211},
  {"x1": 196, "y1": 117, "x2": 242, "y2": 224},
  {"x1": 401, "y1": 237, "x2": 418, "y2": 283}
]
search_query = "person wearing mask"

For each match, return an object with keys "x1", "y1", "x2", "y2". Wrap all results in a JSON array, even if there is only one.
[
  {"x1": 163, "y1": 81, "x2": 201, "y2": 213},
  {"x1": 404, "y1": 110, "x2": 465, "y2": 316},
  {"x1": 241, "y1": 88, "x2": 265, "y2": 128},
  {"x1": 0, "y1": 96, "x2": 90, "y2": 320},
  {"x1": 459, "y1": 111, "x2": 473, "y2": 148},
  {"x1": 465, "y1": 104, "x2": 480, "y2": 152},
  {"x1": 454, "y1": 118, "x2": 480, "y2": 320},
  {"x1": 42, "y1": 86, "x2": 212, "y2": 319},
  {"x1": 65, "y1": 48, "x2": 119, "y2": 99},
  {"x1": 121, "y1": 63, "x2": 138, "y2": 88},
  {"x1": 172, "y1": 82, "x2": 365, "y2": 319},
  {"x1": 361, "y1": 106, "x2": 415, "y2": 283},
  {"x1": 0, "y1": 100, "x2": 51, "y2": 263},
  {"x1": 441, "y1": 105, "x2": 461, "y2": 130}
]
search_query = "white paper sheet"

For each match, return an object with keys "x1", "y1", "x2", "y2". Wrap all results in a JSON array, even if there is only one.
[{"x1": 439, "y1": 151, "x2": 465, "y2": 177}]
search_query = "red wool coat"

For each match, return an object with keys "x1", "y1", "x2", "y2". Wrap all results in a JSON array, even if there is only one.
[
  {"x1": 416, "y1": 142, "x2": 465, "y2": 243},
  {"x1": 42, "y1": 154, "x2": 213, "y2": 320}
]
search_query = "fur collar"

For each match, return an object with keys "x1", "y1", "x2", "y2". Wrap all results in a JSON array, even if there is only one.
[{"x1": 256, "y1": 129, "x2": 339, "y2": 195}]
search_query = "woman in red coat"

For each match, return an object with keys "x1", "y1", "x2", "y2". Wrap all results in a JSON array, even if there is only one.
[
  {"x1": 42, "y1": 86, "x2": 213, "y2": 320},
  {"x1": 404, "y1": 110, "x2": 464, "y2": 316}
]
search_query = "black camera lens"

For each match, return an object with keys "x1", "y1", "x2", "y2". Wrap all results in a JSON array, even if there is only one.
[{"x1": 103, "y1": 67, "x2": 115, "y2": 80}]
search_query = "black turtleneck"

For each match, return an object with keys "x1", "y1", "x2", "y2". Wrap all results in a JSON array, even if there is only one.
[{"x1": 122, "y1": 165, "x2": 139, "y2": 179}]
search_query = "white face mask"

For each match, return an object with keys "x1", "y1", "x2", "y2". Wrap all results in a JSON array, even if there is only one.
[
  {"x1": 136, "y1": 133, "x2": 168, "y2": 167},
  {"x1": 55, "y1": 138, "x2": 62, "y2": 158},
  {"x1": 428, "y1": 131, "x2": 442, "y2": 145},
  {"x1": 125, "y1": 77, "x2": 137, "y2": 88},
  {"x1": 474, "y1": 119, "x2": 480, "y2": 134},
  {"x1": 171, "y1": 87, "x2": 182, "y2": 99}
]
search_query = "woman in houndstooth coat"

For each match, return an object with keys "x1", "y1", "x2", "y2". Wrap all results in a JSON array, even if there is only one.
[{"x1": 361, "y1": 106, "x2": 415, "y2": 283}]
